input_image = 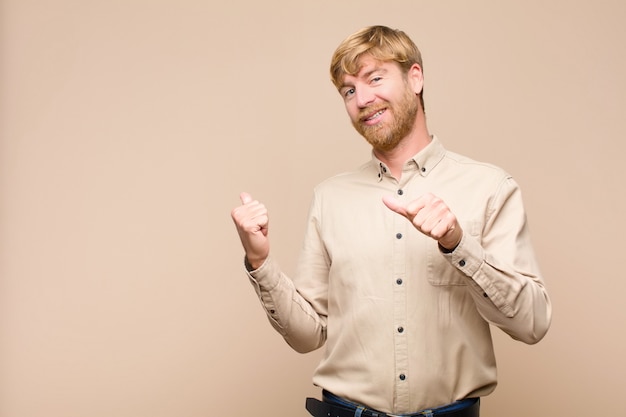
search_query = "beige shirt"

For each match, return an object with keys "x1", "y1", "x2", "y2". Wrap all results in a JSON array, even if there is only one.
[{"x1": 247, "y1": 136, "x2": 551, "y2": 414}]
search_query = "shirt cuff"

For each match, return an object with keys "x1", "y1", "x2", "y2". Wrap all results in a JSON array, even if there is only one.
[
  {"x1": 246, "y1": 255, "x2": 282, "y2": 291},
  {"x1": 440, "y1": 232, "x2": 484, "y2": 278}
]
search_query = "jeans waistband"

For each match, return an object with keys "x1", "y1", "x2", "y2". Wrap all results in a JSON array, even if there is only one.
[{"x1": 321, "y1": 390, "x2": 479, "y2": 417}]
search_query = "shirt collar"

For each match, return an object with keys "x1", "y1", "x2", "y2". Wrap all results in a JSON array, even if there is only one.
[{"x1": 372, "y1": 135, "x2": 447, "y2": 182}]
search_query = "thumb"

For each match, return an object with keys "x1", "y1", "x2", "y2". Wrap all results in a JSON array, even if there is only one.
[
  {"x1": 240, "y1": 192, "x2": 253, "y2": 205},
  {"x1": 382, "y1": 194, "x2": 409, "y2": 218}
]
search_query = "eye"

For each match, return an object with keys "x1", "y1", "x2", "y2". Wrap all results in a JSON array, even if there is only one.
[
  {"x1": 343, "y1": 88, "x2": 355, "y2": 98},
  {"x1": 371, "y1": 76, "x2": 382, "y2": 83}
]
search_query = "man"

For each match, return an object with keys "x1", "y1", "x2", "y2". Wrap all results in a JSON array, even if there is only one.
[{"x1": 231, "y1": 25, "x2": 551, "y2": 417}]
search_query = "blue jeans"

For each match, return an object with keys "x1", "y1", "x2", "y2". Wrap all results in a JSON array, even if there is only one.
[{"x1": 322, "y1": 390, "x2": 479, "y2": 416}]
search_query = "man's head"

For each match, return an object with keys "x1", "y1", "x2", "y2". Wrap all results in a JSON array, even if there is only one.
[
  {"x1": 330, "y1": 25, "x2": 424, "y2": 111},
  {"x1": 330, "y1": 26, "x2": 427, "y2": 152}
]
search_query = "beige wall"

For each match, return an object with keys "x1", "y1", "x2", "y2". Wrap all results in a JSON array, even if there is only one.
[{"x1": 1, "y1": 1, "x2": 625, "y2": 416}]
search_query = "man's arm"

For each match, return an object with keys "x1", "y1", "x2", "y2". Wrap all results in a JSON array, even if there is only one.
[
  {"x1": 383, "y1": 181, "x2": 552, "y2": 344},
  {"x1": 231, "y1": 193, "x2": 327, "y2": 353}
]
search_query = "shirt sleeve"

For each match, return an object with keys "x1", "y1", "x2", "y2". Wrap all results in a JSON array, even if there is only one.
[
  {"x1": 441, "y1": 176, "x2": 552, "y2": 344},
  {"x1": 246, "y1": 195, "x2": 329, "y2": 353}
]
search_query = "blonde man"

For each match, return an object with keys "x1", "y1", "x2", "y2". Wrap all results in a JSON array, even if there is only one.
[{"x1": 232, "y1": 25, "x2": 551, "y2": 417}]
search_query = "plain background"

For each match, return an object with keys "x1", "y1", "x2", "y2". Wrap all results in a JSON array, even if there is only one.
[{"x1": 1, "y1": 1, "x2": 625, "y2": 416}]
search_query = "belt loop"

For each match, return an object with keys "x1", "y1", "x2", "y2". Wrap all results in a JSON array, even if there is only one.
[{"x1": 354, "y1": 406, "x2": 365, "y2": 417}]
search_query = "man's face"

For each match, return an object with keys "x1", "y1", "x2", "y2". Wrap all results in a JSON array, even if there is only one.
[{"x1": 339, "y1": 55, "x2": 421, "y2": 152}]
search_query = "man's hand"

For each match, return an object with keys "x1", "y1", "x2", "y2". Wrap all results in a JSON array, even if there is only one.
[
  {"x1": 382, "y1": 193, "x2": 463, "y2": 251},
  {"x1": 231, "y1": 192, "x2": 270, "y2": 269}
]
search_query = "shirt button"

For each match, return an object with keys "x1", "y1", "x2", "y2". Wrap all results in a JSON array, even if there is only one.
[
  {"x1": 399, "y1": 374, "x2": 406, "y2": 381},
  {"x1": 397, "y1": 189, "x2": 403, "y2": 195},
  {"x1": 459, "y1": 259, "x2": 466, "y2": 267},
  {"x1": 396, "y1": 233, "x2": 402, "y2": 239},
  {"x1": 397, "y1": 326, "x2": 404, "y2": 333},
  {"x1": 421, "y1": 167, "x2": 426, "y2": 172},
  {"x1": 396, "y1": 278, "x2": 403, "y2": 285}
]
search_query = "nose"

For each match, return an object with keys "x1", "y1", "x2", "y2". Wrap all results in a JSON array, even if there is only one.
[{"x1": 355, "y1": 87, "x2": 375, "y2": 108}]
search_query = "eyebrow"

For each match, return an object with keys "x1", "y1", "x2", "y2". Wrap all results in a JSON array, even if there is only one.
[
  {"x1": 362, "y1": 66, "x2": 388, "y2": 79},
  {"x1": 340, "y1": 66, "x2": 389, "y2": 91}
]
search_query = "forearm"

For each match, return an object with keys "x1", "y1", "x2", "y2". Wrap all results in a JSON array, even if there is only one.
[
  {"x1": 247, "y1": 256, "x2": 327, "y2": 353},
  {"x1": 443, "y1": 233, "x2": 552, "y2": 344}
]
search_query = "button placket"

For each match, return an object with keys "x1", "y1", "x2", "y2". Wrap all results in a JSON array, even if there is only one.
[{"x1": 391, "y1": 199, "x2": 409, "y2": 408}]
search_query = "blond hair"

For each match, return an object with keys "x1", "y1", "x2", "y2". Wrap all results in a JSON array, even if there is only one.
[{"x1": 330, "y1": 25, "x2": 424, "y2": 109}]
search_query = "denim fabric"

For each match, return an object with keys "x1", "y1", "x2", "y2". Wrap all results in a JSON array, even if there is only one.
[{"x1": 322, "y1": 390, "x2": 478, "y2": 416}]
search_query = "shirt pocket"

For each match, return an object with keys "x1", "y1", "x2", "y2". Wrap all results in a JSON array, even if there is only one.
[{"x1": 427, "y1": 220, "x2": 482, "y2": 286}]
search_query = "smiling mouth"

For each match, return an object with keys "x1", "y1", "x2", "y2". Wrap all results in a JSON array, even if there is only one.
[{"x1": 362, "y1": 108, "x2": 386, "y2": 123}]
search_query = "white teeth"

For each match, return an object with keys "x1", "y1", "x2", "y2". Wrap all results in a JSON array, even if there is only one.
[{"x1": 366, "y1": 110, "x2": 384, "y2": 121}]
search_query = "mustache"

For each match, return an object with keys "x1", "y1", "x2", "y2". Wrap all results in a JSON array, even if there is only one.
[{"x1": 358, "y1": 105, "x2": 387, "y2": 120}]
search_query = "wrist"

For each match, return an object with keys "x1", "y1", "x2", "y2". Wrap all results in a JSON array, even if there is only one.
[
  {"x1": 438, "y1": 233, "x2": 462, "y2": 253},
  {"x1": 245, "y1": 256, "x2": 266, "y2": 271},
  {"x1": 438, "y1": 242, "x2": 458, "y2": 253}
]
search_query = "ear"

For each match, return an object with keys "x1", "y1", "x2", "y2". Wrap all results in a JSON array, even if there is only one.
[{"x1": 407, "y1": 63, "x2": 424, "y2": 95}]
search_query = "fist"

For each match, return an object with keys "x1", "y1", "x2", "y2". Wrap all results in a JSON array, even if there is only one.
[
  {"x1": 231, "y1": 192, "x2": 270, "y2": 269},
  {"x1": 382, "y1": 193, "x2": 462, "y2": 251}
]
